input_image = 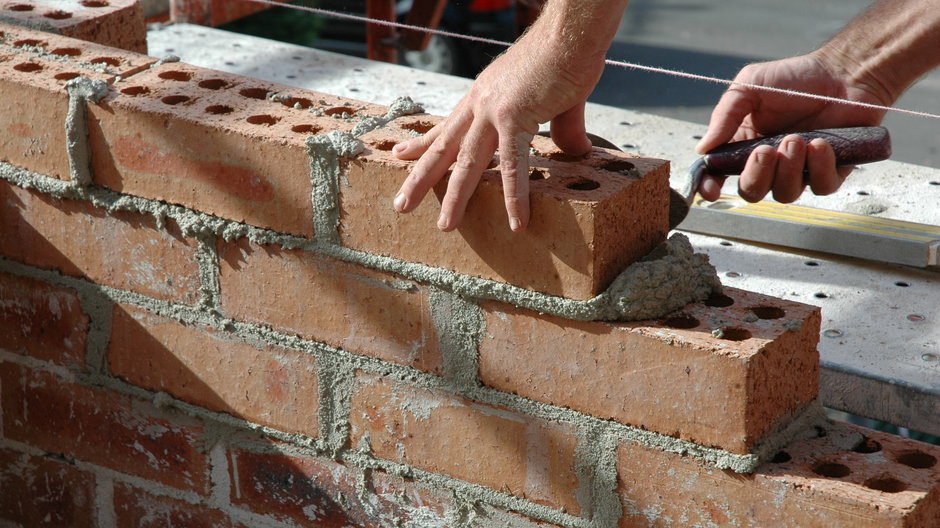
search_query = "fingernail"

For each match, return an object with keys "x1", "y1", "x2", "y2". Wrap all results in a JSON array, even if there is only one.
[
  {"x1": 393, "y1": 193, "x2": 407, "y2": 212},
  {"x1": 437, "y1": 214, "x2": 449, "y2": 231},
  {"x1": 786, "y1": 140, "x2": 800, "y2": 155},
  {"x1": 509, "y1": 217, "x2": 521, "y2": 231},
  {"x1": 393, "y1": 143, "x2": 406, "y2": 154}
]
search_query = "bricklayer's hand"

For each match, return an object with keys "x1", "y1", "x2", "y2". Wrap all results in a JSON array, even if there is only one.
[
  {"x1": 695, "y1": 54, "x2": 886, "y2": 203},
  {"x1": 390, "y1": 6, "x2": 613, "y2": 233}
]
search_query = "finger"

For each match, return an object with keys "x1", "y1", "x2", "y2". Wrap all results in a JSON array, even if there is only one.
[
  {"x1": 394, "y1": 113, "x2": 472, "y2": 214},
  {"x1": 437, "y1": 124, "x2": 499, "y2": 232},
  {"x1": 698, "y1": 174, "x2": 727, "y2": 201},
  {"x1": 499, "y1": 129, "x2": 534, "y2": 231},
  {"x1": 393, "y1": 125, "x2": 441, "y2": 160},
  {"x1": 806, "y1": 138, "x2": 843, "y2": 195},
  {"x1": 771, "y1": 135, "x2": 807, "y2": 203},
  {"x1": 549, "y1": 103, "x2": 592, "y2": 155},
  {"x1": 737, "y1": 145, "x2": 777, "y2": 203},
  {"x1": 696, "y1": 88, "x2": 757, "y2": 154}
]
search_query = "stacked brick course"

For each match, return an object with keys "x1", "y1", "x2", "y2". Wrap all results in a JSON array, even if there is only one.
[{"x1": 0, "y1": 14, "x2": 938, "y2": 528}]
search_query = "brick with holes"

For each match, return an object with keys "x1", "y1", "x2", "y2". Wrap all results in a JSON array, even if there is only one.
[
  {"x1": 86, "y1": 61, "x2": 388, "y2": 237},
  {"x1": 342, "y1": 127, "x2": 671, "y2": 300},
  {"x1": 0, "y1": 0, "x2": 146, "y2": 53},
  {"x1": 478, "y1": 287, "x2": 821, "y2": 455},
  {"x1": 617, "y1": 423, "x2": 940, "y2": 527},
  {"x1": 0, "y1": 25, "x2": 156, "y2": 180}
]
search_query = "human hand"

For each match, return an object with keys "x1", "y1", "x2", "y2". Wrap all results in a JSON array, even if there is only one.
[
  {"x1": 390, "y1": 26, "x2": 607, "y2": 232},
  {"x1": 696, "y1": 53, "x2": 887, "y2": 203}
]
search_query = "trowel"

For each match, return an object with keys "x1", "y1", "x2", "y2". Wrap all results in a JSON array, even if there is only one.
[{"x1": 669, "y1": 126, "x2": 892, "y2": 229}]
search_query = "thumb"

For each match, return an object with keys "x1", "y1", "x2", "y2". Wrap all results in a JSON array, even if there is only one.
[
  {"x1": 549, "y1": 103, "x2": 593, "y2": 155},
  {"x1": 696, "y1": 88, "x2": 756, "y2": 154}
]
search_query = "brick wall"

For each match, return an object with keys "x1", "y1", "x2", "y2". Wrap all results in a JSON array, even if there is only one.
[{"x1": 1, "y1": 13, "x2": 939, "y2": 528}]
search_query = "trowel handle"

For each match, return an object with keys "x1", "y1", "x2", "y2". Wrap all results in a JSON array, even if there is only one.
[{"x1": 702, "y1": 126, "x2": 892, "y2": 176}]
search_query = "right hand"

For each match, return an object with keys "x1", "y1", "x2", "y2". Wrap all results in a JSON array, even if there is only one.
[{"x1": 696, "y1": 53, "x2": 888, "y2": 203}]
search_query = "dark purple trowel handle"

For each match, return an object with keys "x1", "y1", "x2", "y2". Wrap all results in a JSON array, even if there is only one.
[{"x1": 702, "y1": 126, "x2": 892, "y2": 176}]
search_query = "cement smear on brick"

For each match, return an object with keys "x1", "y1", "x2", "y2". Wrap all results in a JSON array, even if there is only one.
[{"x1": 65, "y1": 77, "x2": 109, "y2": 186}]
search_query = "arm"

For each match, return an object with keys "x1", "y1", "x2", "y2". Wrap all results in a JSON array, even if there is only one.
[
  {"x1": 696, "y1": 0, "x2": 940, "y2": 203},
  {"x1": 392, "y1": 0, "x2": 630, "y2": 232}
]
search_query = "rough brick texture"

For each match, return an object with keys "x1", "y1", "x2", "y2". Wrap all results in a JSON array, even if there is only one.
[
  {"x1": 170, "y1": 0, "x2": 288, "y2": 27},
  {"x1": 1, "y1": 362, "x2": 212, "y2": 494},
  {"x1": 479, "y1": 287, "x2": 821, "y2": 454},
  {"x1": 0, "y1": 181, "x2": 202, "y2": 304},
  {"x1": 0, "y1": 17, "x2": 938, "y2": 528},
  {"x1": 217, "y1": 237, "x2": 443, "y2": 374},
  {"x1": 108, "y1": 303, "x2": 320, "y2": 436},
  {"x1": 0, "y1": 447, "x2": 97, "y2": 528},
  {"x1": 0, "y1": 0, "x2": 146, "y2": 53},
  {"x1": 348, "y1": 127, "x2": 671, "y2": 299},
  {"x1": 617, "y1": 424, "x2": 940, "y2": 527},
  {"x1": 0, "y1": 271, "x2": 89, "y2": 367},
  {"x1": 86, "y1": 62, "x2": 386, "y2": 238},
  {"x1": 349, "y1": 371, "x2": 583, "y2": 515}
]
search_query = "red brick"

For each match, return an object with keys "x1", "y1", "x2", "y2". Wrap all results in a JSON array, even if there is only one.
[
  {"x1": 349, "y1": 371, "x2": 583, "y2": 515},
  {"x1": 0, "y1": 447, "x2": 96, "y2": 528},
  {"x1": 170, "y1": 0, "x2": 289, "y2": 26},
  {"x1": 478, "y1": 287, "x2": 821, "y2": 454},
  {"x1": 0, "y1": 362, "x2": 211, "y2": 494},
  {"x1": 228, "y1": 446, "x2": 455, "y2": 526},
  {"x1": 0, "y1": 1, "x2": 147, "y2": 53},
  {"x1": 87, "y1": 61, "x2": 387, "y2": 237},
  {"x1": 113, "y1": 482, "x2": 247, "y2": 528},
  {"x1": 617, "y1": 424, "x2": 940, "y2": 527},
  {"x1": 108, "y1": 303, "x2": 319, "y2": 436},
  {"x1": 342, "y1": 127, "x2": 671, "y2": 300},
  {"x1": 217, "y1": 238, "x2": 443, "y2": 374},
  {"x1": 0, "y1": 182, "x2": 202, "y2": 303},
  {"x1": 0, "y1": 271, "x2": 89, "y2": 367}
]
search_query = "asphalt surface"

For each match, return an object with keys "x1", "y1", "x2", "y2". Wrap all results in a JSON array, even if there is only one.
[{"x1": 593, "y1": 0, "x2": 940, "y2": 168}]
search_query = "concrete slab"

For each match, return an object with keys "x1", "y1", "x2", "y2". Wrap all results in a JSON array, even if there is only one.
[{"x1": 146, "y1": 24, "x2": 940, "y2": 437}]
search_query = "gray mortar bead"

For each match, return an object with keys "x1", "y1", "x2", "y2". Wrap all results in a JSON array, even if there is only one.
[{"x1": 64, "y1": 77, "x2": 110, "y2": 186}]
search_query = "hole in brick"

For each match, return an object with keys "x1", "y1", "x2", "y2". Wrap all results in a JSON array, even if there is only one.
[
  {"x1": 751, "y1": 306, "x2": 785, "y2": 320},
  {"x1": 80, "y1": 0, "x2": 109, "y2": 6},
  {"x1": 864, "y1": 476, "x2": 908, "y2": 493},
  {"x1": 8, "y1": 4, "x2": 34, "y2": 11},
  {"x1": 324, "y1": 106, "x2": 357, "y2": 117},
  {"x1": 44, "y1": 10, "x2": 73, "y2": 19},
  {"x1": 663, "y1": 314, "x2": 700, "y2": 329},
  {"x1": 704, "y1": 293, "x2": 734, "y2": 307},
  {"x1": 529, "y1": 168, "x2": 547, "y2": 180},
  {"x1": 13, "y1": 39, "x2": 45, "y2": 47},
  {"x1": 205, "y1": 105, "x2": 233, "y2": 115},
  {"x1": 239, "y1": 87, "x2": 269, "y2": 99},
  {"x1": 291, "y1": 124, "x2": 321, "y2": 134},
  {"x1": 50, "y1": 47, "x2": 82, "y2": 57},
  {"x1": 600, "y1": 159, "x2": 635, "y2": 173},
  {"x1": 718, "y1": 327, "x2": 751, "y2": 341},
  {"x1": 54, "y1": 72, "x2": 81, "y2": 81},
  {"x1": 852, "y1": 436, "x2": 883, "y2": 454},
  {"x1": 567, "y1": 179, "x2": 600, "y2": 191},
  {"x1": 815, "y1": 426, "x2": 829, "y2": 438},
  {"x1": 90, "y1": 57, "x2": 120, "y2": 67},
  {"x1": 895, "y1": 451, "x2": 937, "y2": 469},
  {"x1": 400, "y1": 120, "x2": 434, "y2": 134},
  {"x1": 371, "y1": 139, "x2": 396, "y2": 150},
  {"x1": 280, "y1": 97, "x2": 313, "y2": 109},
  {"x1": 812, "y1": 462, "x2": 851, "y2": 478},
  {"x1": 197, "y1": 78, "x2": 228, "y2": 90},
  {"x1": 120, "y1": 86, "x2": 150, "y2": 96},
  {"x1": 247, "y1": 114, "x2": 279, "y2": 126},
  {"x1": 548, "y1": 151, "x2": 587, "y2": 162},
  {"x1": 158, "y1": 70, "x2": 193, "y2": 82},
  {"x1": 771, "y1": 451, "x2": 792, "y2": 464},
  {"x1": 161, "y1": 95, "x2": 190, "y2": 105},
  {"x1": 13, "y1": 62, "x2": 42, "y2": 73}
]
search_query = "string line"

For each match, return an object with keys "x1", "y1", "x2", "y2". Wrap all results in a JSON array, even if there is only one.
[{"x1": 242, "y1": 0, "x2": 940, "y2": 121}]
